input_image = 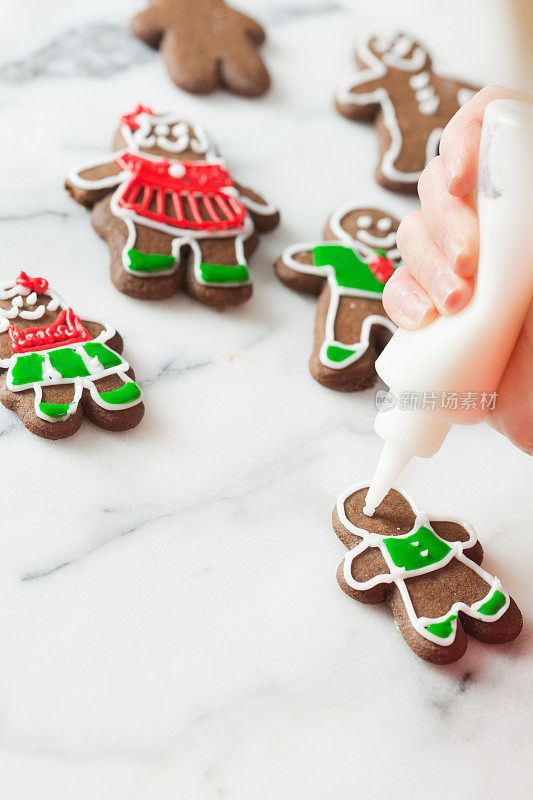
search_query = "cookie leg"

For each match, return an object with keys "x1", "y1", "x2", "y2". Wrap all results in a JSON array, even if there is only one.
[
  {"x1": 388, "y1": 585, "x2": 469, "y2": 664},
  {"x1": 311, "y1": 282, "x2": 393, "y2": 392},
  {"x1": 82, "y1": 370, "x2": 144, "y2": 432},
  {"x1": 0, "y1": 376, "x2": 84, "y2": 440},
  {"x1": 184, "y1": 231, "x2": 257, "y2": 308},
  {"x1": 461, "y1": 597, "x2": 523, "y2": 645},
  {"x1": 91, "y1": 197, "x2": 184, "y2": 300}
]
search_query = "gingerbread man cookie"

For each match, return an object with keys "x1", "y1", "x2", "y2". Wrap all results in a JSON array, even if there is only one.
[
  {"x1": 66, "y1": 105, "x2": 279, "y2": 305},
  {"x1": 0, "y1": 272, "x2": 144, "y2": 439},
  {"x1": 275, "y1": 205, "x2": 401, "y2": 392},
  {"x1": 334, "y1": 483, "x2": 522, "y2": 664},
  {"x1": 131, "y1": 0, "x2": 270, "y2": 97},
  {"x1": 336, "y1": 31, "x2": 480, "y2": 193}
]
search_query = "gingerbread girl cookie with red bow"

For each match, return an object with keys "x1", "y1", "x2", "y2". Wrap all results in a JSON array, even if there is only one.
[
  {"x1": 334, "y1": 483, "x2": 522, "y2": 663},
  {"x1": 336, "y1": 31, "x2": 480, "y2": 193},
  {"x1": 275, "y1": 204, "x2": 401, "y2": 392},
  {"x1": 131, "y1": 0, "x2": 270, "y2": 97},
  {"x1": 66, "y1": 105, "x2": 279, "y2": 305},
  {"x1": 0, "y1": 272, "x2": 144, "y2": 439}
]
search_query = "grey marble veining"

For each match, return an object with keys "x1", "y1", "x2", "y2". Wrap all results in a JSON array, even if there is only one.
[{"x1": 0, "y1": 23, "x2": 154, "y2": 83}]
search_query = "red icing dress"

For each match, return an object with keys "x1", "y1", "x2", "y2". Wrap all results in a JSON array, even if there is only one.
[{"x1": 114, "y1": 152, "x2": 247, "y2": 233}]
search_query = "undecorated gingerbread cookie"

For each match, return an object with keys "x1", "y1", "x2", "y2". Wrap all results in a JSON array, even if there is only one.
[
  {"x1": 66, "y1": 105, "x2": 279, "y2": 305},
  {"x1": 335, "y1": 31, "x2": 480, "y2": 193},
  {"x1": 0, "y1": 272, "x2": 144, "y2": 439},
  {"x1": 131, "y1": 0, "x2": 270, "y2": 97},
  {"x1": 275, "y1": 205, "x2": 401, "y2": 392},
  {"x1": 334, "y1": 483, "x2": 522, "y2": 664}
]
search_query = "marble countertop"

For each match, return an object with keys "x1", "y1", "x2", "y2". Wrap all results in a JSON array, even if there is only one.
[{"x1": 0, "y1": 1, "x2": 532, "y2": 797}]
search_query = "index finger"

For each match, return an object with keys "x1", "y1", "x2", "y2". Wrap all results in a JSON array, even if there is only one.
[{"x1": 439, "y1": 85, "x2": 526, "y2": 198}]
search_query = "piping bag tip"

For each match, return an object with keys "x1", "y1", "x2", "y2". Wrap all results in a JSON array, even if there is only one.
[{"x1": 364, "y1": 441, "x2": 414, "y2": 516}]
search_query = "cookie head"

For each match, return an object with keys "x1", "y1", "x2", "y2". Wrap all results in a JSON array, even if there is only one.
[
  {"x1": 342, "y1": 485, "x2": 417, "y2": 538},
  {"x1": 367, "y1": 32, "x2": 431, "y2": 73},
  {"x1": 336, "y1": 208, "x2": 401, "y2": 265},
  {"x1": 118, "y1": 105, "x2": 216, "y2": 161},
  {"x1": 0, "y1": 272, "x2": 61, "y2": 333}
]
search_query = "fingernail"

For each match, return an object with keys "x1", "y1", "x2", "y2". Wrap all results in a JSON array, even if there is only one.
[
  {"x1": 401, "y1": 292, "x2": 434, "y2": 326},
  {"x1": 432, "y1": 271, "x2": 462, "y2": 312},
  {"x1": 446, "y1": 153, "x2": 462, "y2": 191},
  {"x1": 444, "y1": 232, "x2": 464, "y2": 270}
]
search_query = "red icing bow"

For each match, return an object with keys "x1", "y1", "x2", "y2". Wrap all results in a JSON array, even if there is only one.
[
  {"x1": 120, "y1": 104, "x2": 154, "y2": 131},
  {"x1": 16, "y1": 271, "x2": 49, "y2": 295},
  {"x1": 369, "y1": 253, "x2": 395, "y2": 284}
]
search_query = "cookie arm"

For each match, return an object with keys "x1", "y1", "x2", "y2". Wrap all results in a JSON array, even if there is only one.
[
  {"x1": 234, "y1": 182, "x2": 279, "y2": 233},
  {"x1": 430, "y1": 519, "x2": 483, "y2": 565},
  {"x1": 335, "y1": 57, "x2": 392, "y2": 122},
  {"x1": 65, "y1": 155, "x2": 123, "y2": 208},
  {"x1": 338, "y1": 541, "x2": 392, "y2": 604},
  {"x1": 82, "y1": 320, "x2": 124, "y2": 354},
  {"x1": 274, "y1": 242, "x2": 328, "y2": 295},
  {"x1": 230, "y1": 8, "x2": 266, "y2": 45},
  {"x1": 130, "y1": 5, "x2": 165, "y2": 48}
]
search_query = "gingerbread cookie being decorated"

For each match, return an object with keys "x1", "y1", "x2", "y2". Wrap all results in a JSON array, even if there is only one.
[
  {"x1": 0, "y1": 272, "x2": 144, "y2": 439},
  {"x1": 66, "y1": 105, "x2": 279, "y2": 305},
  {"x1": 275, "y1": 205, "x2": 401, "y2": 392},
  {"x1": 334, "y1": 483, "x2": 522, "y2": 664},
  {"x1": 336, "y1": 31, "x2": 480, "y2": 193}
]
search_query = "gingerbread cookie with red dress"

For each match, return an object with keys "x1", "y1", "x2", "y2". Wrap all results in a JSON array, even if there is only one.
[
  {"x1": 334, "y1": 483, "x2": 522, "y2": 664},
  {"x1": 0, "y1": 272, "x2": 144, "y2": 439},
  {"x1": 275, "y1": 204, "x2": 401, "y2": 392},
  {"x1": 66, "y1": 105, "x2": 279, "y2": 305},
  {"x1": 131, "y1": 0, "x2": 270, "y2": 97},
  {"x1": 335, "y1": 31, "x2": 480, "y2": 193}
]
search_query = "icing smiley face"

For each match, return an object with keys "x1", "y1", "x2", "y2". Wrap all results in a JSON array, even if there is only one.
[
  {"x1": 0, "y1": 273, "x2": 61, "y2": 335},
  {"x1": 334, "y1": 208, "x2": 401, "y2": 262},
  {"x1": 368, "y1": 32, "x2": 431, "y2": 72},
  {"x1": 120, "y1": 106, "x2": 216, "y2": 161}
]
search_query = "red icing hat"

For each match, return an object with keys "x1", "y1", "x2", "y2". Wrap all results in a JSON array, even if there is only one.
[
  {"x1": 120, "y1": 104, "x2": 154, "y2": 132},
  {"x1": 16, "y1": 270, "x2": 49, "y2": 295}
]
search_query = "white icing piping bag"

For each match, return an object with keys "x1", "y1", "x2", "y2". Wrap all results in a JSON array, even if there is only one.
[{"x1": 364, "y1": 99, "x2": 533, "y2": 516}]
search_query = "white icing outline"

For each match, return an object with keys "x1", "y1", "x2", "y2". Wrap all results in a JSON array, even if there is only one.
[
  {"x1": 68, "y1": 112, "x2": 277, "y2": 287},
  {"x1": 124, "y1": 113, "x2": 217, "y2": 159},
  {"x1": 337, "y1": 482, "x2": 511, "y2": 646},
  {"x1": 0, "y1": 277, "x2": 143, "y2": 423},
  {"x1": 335, "y1": 31, "x2": 475, "y2": 183},
  {"x1": 279, "y1": 203, "x2": 399, "y2": 370}
]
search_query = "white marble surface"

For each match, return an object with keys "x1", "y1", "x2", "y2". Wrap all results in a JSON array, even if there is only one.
[{"x1": 0, "y1": 1, "x2": 532, "y2": 797}]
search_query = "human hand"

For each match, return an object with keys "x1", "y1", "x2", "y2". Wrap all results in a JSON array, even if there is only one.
[{"x1": 383, "y1": 86, "x2": 533, "y2": 454}]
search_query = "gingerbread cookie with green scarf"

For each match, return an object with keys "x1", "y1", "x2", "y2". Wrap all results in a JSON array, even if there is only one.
[
  {"x1": 334, "y1": 483, "x2": 522, "y2": 664},
  {"x1": 0, "y1": 272, "x2": 144, "y2": 439},
  {"x1": 275, "y1": 204, "x2": 400, "y2": 392},
  {"x1": 66, "y1": 105, "x2": 279, "y2": 305}
]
